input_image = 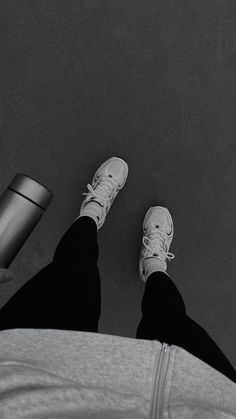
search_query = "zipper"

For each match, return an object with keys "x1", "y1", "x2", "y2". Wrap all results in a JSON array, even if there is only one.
[{"x1": 151, "y1": 342, "x2": 170, "y2": 419}]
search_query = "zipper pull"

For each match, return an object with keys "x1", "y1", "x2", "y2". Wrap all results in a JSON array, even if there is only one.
[{"x1": 162, "y1": 343, "x2": 170, "y2": 351}]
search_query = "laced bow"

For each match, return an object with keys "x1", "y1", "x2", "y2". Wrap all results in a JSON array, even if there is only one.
[
  {"x1": 82, "y1": 176, "x2": 116, "y2": 207},
  {"x1": 142, "y1": 228, "x2": 175, "y2": 262}
]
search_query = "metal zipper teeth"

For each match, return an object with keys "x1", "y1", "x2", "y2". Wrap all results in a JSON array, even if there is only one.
[{"x1": 151, "y1": 343, "x2": 170, "y2": 419}]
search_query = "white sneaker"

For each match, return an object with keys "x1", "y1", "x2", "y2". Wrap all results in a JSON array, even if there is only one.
[
  {"x1": 77, "y1": 157, "x2": 129, "y2": 230},
  {"x1": 139, "y1": 206, "x2": 175, "y2": 283}
]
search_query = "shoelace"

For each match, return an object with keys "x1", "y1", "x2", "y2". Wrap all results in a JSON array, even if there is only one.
[
  {"x1": 143, "y1": 229, "x2": 175, "y2": 262},
  {"x1": 82, "y1": 176, "x2": 116, "y2": 207}
]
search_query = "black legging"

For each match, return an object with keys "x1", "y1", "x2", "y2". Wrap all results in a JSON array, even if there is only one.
[{"x1": 0, "y1": 216, "x2": 235, "y2": 383}]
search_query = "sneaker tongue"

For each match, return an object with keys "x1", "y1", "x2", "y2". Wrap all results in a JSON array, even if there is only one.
[
  {"x1": 94, "y1": 200, "x2": 103, "y2": 207},
  {"x1": 89, "y1": 198, "x2": 103, "y2": 207},
  {"x1": 86, "y1": 201, "x2": 103, "y2": 217}
]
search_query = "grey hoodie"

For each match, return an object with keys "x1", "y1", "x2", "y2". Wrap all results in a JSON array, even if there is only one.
[{"x1": 0, "y1": 328, "x2": 235, "y2": 418}]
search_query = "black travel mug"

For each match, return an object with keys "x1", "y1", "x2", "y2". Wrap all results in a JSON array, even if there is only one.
[{"x1": 0, "y1": 174, "x2": 54, "y2": 270}]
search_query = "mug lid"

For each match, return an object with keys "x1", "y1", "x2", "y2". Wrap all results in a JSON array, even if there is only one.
[{"x1": 8, "y1": 173, "x2": 54, "y2": 210}]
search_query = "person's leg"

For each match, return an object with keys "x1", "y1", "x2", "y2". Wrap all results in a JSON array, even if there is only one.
[
  {"x1": 0, "y1": 216, "x2": 101, "y2": 333},
  {"x1": 136, "y1": 272, "x2": 236, "y2": 383}
]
